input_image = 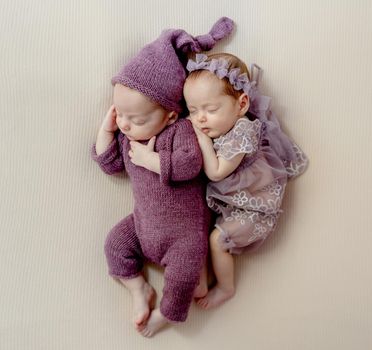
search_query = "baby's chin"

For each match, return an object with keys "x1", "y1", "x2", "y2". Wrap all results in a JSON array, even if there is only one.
[
  {"x1": 207, "y1": 130, "x2": 222, "y2": 139},
  {"x1": 124, "y1": 134, "x2": 152, "y2": 142}
]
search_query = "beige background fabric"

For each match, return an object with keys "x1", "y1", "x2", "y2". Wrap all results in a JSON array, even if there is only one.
[{"x1": 1, "y1": 0, "x2": 371, "y2": 349}]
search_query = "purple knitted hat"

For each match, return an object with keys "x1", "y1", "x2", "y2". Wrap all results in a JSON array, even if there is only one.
[{"x1": 111, "y1": 17, "x2": 234, "y2": 112}]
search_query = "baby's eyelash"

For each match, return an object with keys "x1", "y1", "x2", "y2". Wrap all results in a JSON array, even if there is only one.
[{"x1": 132, "y1": 120, "x2": 146, "y2": 125}]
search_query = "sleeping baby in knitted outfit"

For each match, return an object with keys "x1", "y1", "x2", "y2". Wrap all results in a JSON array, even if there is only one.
[{"x1": 92, "y1": 18, "x2": 234, "y2": 337}]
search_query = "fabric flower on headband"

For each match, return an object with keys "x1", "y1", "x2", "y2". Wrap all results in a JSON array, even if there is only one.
[
  {"x1": 207, "y1": 58, "x2": 229, "y2": 79},
  {"x1": 186, "y1": 54, "x2": 209, "y2": 72},
  {"x1": 228, "y1": 68, "x2": 256, "y2": 96}
]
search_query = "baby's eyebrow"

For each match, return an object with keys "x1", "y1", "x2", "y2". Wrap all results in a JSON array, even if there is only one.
[
  {"x1": 202, "y1": 103, "x2": 219, "y2": 108},
  {"x1": 115, "y1": 109, "x2": 143, "y2": 119}
]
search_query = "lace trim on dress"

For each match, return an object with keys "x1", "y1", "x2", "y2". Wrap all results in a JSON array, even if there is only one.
[
  {"x1": 285, "y1": 141, "x2": 309, "y2": 179},
  {"x1": 213, "y1": 118, "x2": 262, "y2": 160}
]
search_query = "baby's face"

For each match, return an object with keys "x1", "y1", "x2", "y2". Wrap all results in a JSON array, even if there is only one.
[
  {"x1": 113, "y1": 84, "x2": 176, "y2": 141},
  {"x1": 184, "y1": 72, "x2": 243, "y2": 139}
]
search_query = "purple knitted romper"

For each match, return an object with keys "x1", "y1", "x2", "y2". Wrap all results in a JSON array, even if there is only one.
[
  {"x1": 93, "y1": 119, "x2": 211, "y2": 322},
  {"x1": 92, "y1": 18, "x2": 234, "y2": 322}
]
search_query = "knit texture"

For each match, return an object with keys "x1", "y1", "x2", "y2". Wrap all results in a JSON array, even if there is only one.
[
  {"x1": 111, "y1": 17, "x2": 234, "y2": 112},
  {"x1": 92, "y1": 119, "x2": 211, "y2": 322}
]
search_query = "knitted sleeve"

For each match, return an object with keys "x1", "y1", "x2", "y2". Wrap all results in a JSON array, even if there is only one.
[
  {"x1": 91, "y1": 133, "x2": 125, "y2": 175},
  {"x1": 158, "y1": 120, "x2": 202, "y2": 184}
]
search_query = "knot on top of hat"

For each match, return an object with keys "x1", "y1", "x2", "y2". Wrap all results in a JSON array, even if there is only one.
[
  {"x1": 194, "y1": 33, "x2": 215, "y2": 51},
  {"x1": 173, "y1": 17, "x2": 234, "y2": 53},
  {"x1": 195, "y1": 16, "x2": 234, "y2": 50},
  {"x1": 209, "y1": 16, "x2": 234, "y2": 40}
]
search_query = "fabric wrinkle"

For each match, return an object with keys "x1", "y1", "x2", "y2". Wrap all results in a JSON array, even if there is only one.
[{"x1": 207, "y1": 116, "x2": 308, "y2": 253}]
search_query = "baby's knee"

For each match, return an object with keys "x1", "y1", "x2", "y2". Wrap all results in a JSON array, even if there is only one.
[
  {"x1": 209, "y1": 229, "x2": 223, "y2": 251},
  {"x1": 104, "y1": 226, "x2": 122, "y2": 256},
  {"x1": 104, "y1": 233, "x2": 116, "y2": 258},
  {"x1": 164, "y1": 249, "x2": 205, "y2": 284},
  {"x1": 104, "y1": 216, "x2": 137, "y2": 257}
]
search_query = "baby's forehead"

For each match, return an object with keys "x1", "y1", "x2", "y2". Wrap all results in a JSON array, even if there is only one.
[
  {"x1": 184, "y1": 71, "x2": 226, "y2": 97},
  {"x1": 114, "y1": 83, "x2": 149, "y2": 101},
  {"x1": 185, "y1": 71, "x2": 224, "y2": 89},
  {"x1": 113, "y1": 84, "x2": 159, "y2": 112},
  {"x1": 187, "y1": 69, "x2": 217, "y2": 81}
]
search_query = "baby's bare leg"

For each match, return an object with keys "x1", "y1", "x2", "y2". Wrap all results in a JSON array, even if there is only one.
[
  {"x1": 197, "y1": 229, "x2": 235, "y2": 309},
  {"x1": 119, "y1": 275, "x2": 155, "y2": 330},
  {"x1": 193, "y1": 263, "x2": 208, "y2": 298}
]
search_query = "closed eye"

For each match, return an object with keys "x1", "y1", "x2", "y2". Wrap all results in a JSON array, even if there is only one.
[{"x1": 132, "y1": 120, "x2": 146, "y2": 125}]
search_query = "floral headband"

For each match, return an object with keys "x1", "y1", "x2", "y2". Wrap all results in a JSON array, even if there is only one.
[{"x1": 186, "y1": 54, "x2": 262, "y2": 99}]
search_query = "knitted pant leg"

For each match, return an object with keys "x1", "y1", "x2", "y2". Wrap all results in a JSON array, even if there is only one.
[
  {"x1": 160, "y1": 242, "x2": 206, "y2": 322},
  {"x1": 104, "y1": 214, "x2": 144, "y2": 279}
]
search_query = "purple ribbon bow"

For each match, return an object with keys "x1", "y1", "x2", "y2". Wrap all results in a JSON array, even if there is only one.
[
  {"x1": 228, "y1": 68, "x2": 250, "y2": 91},
  {"x1": 186, "y1": 54, "x2": 209, "y2": 72},
  {"x1": 207, "y1": 58, "x2": 229, "y2": 79}
]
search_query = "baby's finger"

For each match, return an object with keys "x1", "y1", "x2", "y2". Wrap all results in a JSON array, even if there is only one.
[
  {"x1": 106, "y1": 104, "x2": 116, "y2": 117},
  {"x1": 147, "y1": 136, "x2": 156, "y2": 150}
]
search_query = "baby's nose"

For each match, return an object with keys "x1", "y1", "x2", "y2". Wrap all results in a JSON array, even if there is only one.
[
  {"x1": 118, "y1": 120, "x2": 130, "y2": 131},
  {"x1": 197, "y1": 113, "x2": 207, "y2": 122}
]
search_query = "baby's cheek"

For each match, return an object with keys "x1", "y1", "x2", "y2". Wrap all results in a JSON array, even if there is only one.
[{"x1": 188, "y1": 115, "x2": 197, "y2": 124}]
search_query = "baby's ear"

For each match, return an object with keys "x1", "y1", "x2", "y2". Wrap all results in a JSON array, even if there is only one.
[
  {"x1": 238, "y1": 93, "x2": 250, "y2": 116},
  {"x1": 167, "y1": 111, "x2": 178, "y2": 125}
]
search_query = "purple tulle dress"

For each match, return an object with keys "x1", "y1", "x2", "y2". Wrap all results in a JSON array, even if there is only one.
[{"x1": 207, "y1": 113, "x2": 308, "y2": 254}]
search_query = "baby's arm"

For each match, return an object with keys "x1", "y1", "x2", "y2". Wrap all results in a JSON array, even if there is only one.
[
  {"x1": 96, "y1": 105, "x2": 117, "y2": 155},
  {"x1": 92, "y1": 105, "x2": 125, "y2": 174},
  {"x1": 195, "y1": 128, "x2": 244, "y2": 182},
  {"x1": 158, "y1": 120, "x2": 203, "y2": 184}
]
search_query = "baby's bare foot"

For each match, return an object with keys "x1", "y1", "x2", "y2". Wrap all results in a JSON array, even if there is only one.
[
  {"x1": 197, "y1": 285, "x2": 234, "y2": 309},
  {"x1": 193, "y1": 282, "x2": 208, "y2": 299},
  {"x1": 139, "y1": 308, "x2": 169, "y2": 337},
  {"x1": 131, "y1": 282, "x2": 155, "y2": 328}
]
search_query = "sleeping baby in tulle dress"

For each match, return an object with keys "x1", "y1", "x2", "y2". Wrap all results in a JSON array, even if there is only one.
[{"x1": 184, "y1": 53, "x2": 308, "y2": 309}]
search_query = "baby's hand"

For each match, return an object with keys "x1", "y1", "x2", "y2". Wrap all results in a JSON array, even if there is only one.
[
  {"x1": 101, "y1": 104, "x2": 118, "y2": 133},
  {"x1": 187, "y1": 117, "x2": 210, "y2": 141},
  {"x1": 128, "y1": 136, "x2": 156, "y2": 168}
]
